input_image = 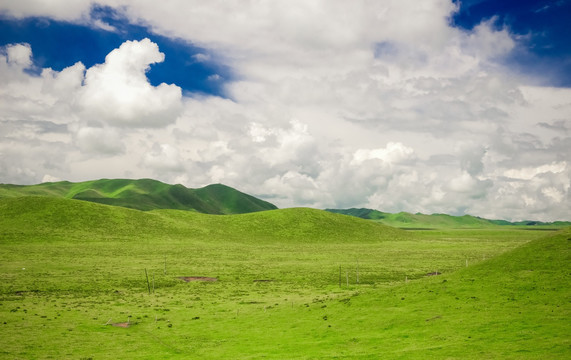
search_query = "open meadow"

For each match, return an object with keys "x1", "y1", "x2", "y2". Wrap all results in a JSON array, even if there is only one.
[{"x1": 0, "y1": 197, "x2": 569, "y2": 359}]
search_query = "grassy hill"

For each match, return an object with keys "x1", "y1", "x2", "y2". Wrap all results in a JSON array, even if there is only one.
[
  {"x1": 1, "y1": 196, "x2": 568, "y2": 358},
  {"x1": 0, "y1": 178, "x2": 277, "y2": 214},
  {"x1": 327, "y1": 207, "x2": 571, "y2": 229},
  {"x1": 0, "y1": 197, "x2": 405, "y2": 244}
]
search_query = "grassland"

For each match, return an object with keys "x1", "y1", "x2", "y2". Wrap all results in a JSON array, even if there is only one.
[{"x1": 0, "y1": 197, "x2": 569, "y2": 359}]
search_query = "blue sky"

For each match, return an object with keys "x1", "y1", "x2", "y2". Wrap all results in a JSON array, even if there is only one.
[
  {"x1": 2, "y1": 1, "x2": 569, "y2": 93},
  {"x1": 0, "y1": 1, "x2": 569, "y2": 221},
  {"x1": 0, "y1": 5, "x2": 229, "y2": 96},
  {"x1": 452, "y1": 0, "x2": 571, "y2": 87}
]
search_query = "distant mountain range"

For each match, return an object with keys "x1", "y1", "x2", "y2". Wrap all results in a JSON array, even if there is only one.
[
  {"x1": 326, "y1": 208, "x2": 571, "y2": 229},
  {"x1": 0, "y1": 179, "x2": 277, "y2": 215}
]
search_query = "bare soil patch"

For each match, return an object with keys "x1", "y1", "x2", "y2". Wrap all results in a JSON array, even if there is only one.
[
  {"x1": 426, "y1": 271, "x2": 441, "y2": 276},
  {"x1": 111, "y1": 322, "x2": 130, "y2": 328},
  {"x1": 179, "y1": 276, "x2": 218, "y2": 282}
]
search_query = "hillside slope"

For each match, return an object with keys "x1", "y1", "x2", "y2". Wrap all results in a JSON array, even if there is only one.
[
  {"x1": 224, "y1": 226, "x2": 570, "y2": 358},
  {"x1": 320, "y1": 226, "x2": 571, "y2": 358},
  {"x1": 0, "y1": 197, "x2": 405, "y2": 243},
  {"x1": 327, "y1": 207, "x2": 571, "y2": 228},
  {"x1": 0, "y1": 178, "x2": 277, "y2": 214}
]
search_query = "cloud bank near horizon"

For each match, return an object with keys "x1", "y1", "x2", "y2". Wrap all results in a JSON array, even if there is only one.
[{"x1": 0, "y1": 1, "x2": 569, "y2": 221}]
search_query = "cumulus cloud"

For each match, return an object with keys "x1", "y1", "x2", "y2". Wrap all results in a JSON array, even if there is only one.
[
  {"x1": 41, "y1": 174, "x2": 62, "y2": 183},
  {"x1": 76, "y1": 126, "x2": 124, "y2": 155},
  {"x1": 503, "y1": 162, "x2": 567, "y2": 181},
  {"x1": 352, "y1": 142, "x2": 415, "y2": 166},
  {"x1": 143, "y1": 143, "x2": 184, "y2": 173},
  {"x1": 0, "y1": 38, "x2": 184, "y2": 183},
  {"x1": 464, "y1": 18, "x2": 515, "y2": 59},
  {"x1": 76, "y1": 38, "x2": 182, "y2": 127},
  {"x1": 0, "y1": 1, "x2": 570, "y2": 221},
  {"x1": 0, "y1": 39, "x2": 182, "y2": 131},
  {"x1": 4, "y1": 43, "x2": 33, "y2": 68},
  {"x1": 0, "y1": 0, "x2": 92, "y2": 20},
  {"x1": 41, "y1": 62, "x2": 86, "y2": 98}
]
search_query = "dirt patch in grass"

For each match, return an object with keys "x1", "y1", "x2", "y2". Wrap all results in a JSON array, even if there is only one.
[
  {"x1": 179, "y1": 276, "x2": 218, "y2": 282},
  {"x1": 426, "y1": 271, "x2": 441, "y2": 276},
  {"x1": 111, "y1": 322, "x2": 130, "y2": 328}
]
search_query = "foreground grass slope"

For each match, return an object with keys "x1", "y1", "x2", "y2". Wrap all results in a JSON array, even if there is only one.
[
  {"x1": 315, "y1": 226, "x2": 570, "y2": 358},
  {"x1": 0, "y1": 178, "x2": 277, "y2": 214},
  {"x1": 0, "y1": 197, "x2": 568, "y2": 358}
]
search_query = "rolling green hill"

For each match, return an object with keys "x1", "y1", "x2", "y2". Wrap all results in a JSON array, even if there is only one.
[
  {"x1": 0, "y1": 196, "x2": 568, "y2": 358},
  {"x1": 0, "y1": 196, "x2": 405, "y2": 244},
  {"x1": 0, "y1": 178, "x2": 277, "y2": 214},
  {"x1": 327, "y1": 207, "x2": 571, "y2": 229}
]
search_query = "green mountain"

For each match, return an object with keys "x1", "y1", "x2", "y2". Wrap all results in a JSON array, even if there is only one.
[
  {"x1": 326, "y1": 208, "x2": 571, "y2": 228},
  {"x1": 0, "y1": 178, "x2": 277, "y2": 215}
]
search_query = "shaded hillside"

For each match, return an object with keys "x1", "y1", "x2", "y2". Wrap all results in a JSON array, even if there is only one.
[
  {"x1": 327, "y1": 208, "x2": 571, "y2": 228},
  {"x1": 0, "y1": 178, "x2": 277, "y2": 214}
]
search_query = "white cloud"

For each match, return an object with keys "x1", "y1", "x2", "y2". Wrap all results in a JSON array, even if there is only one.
[
  {"x1": 0, "y1": 2, "x2": 570, "y2": 221},
  {"x1": 143, "y1": 143, "x2": 184, "y2": 173},
  {"x1": 464, "y1": 18, "x2": 515, "y2": 59},
  {"x1": 542, "y1": 187, "x2": 564, "y2": 202},
  {"x1": 352, "y1": 142, "x2": 415, "y2": 166},
  {"x1": 41, "y1": 62, "x2": 86, "y2": 97},
  {"x1": 192, "y1": 53, "x2": 211, "y2": 62},
  {"x1": 262, "y1": 171, "x2": 331, "y2": 207},
  {"x1": 503, "y1": 162, "x2": 567, "y2": 180},
  {"x1": 5, "y1": 43, "x2": 33, "y2": 68},
  {"x1": 448, "y1": 171, "x2": 490, "y2": 197},
  {"x1": 76, "y1": 38, "x2": 183, "y2": 127},
  {"x1": 0, "y1": 0, "x2": 92, "y2": 21},
  {"x1": 0, "y1": 39, "x2": 184, "y2": 183},
  {"x1": 42, "y1": 174, "x2": 62, "y2": 183},
  {"x1": 248, "y1": 122, "x2": 272, "y2": 143},
  {"x1": 76, "y1": 126, "x2": 124, "y2": 155},
  {"x1": 92, "y1": 19, "x2": 117, "y2": 32}
]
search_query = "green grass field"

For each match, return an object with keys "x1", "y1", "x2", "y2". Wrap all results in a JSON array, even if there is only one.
[{"x1": 0, "y1": 197, "x2": 569, "y2": 359}]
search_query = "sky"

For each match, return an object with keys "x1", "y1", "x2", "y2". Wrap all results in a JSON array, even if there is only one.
[{"x1": 0, "y1": 0, "x2": 570, "y2": 222}]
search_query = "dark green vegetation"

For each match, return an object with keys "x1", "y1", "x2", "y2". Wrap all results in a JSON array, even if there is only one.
[
  {"x1": 0, "y1": 178, "x2": 277, "y2": 214},
  {"x1": 0, "y1": 195, "x2": 569, "y2": 358},
  {"x1": 327, "y1": 208, "x2": 571, "y2": 229}
]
